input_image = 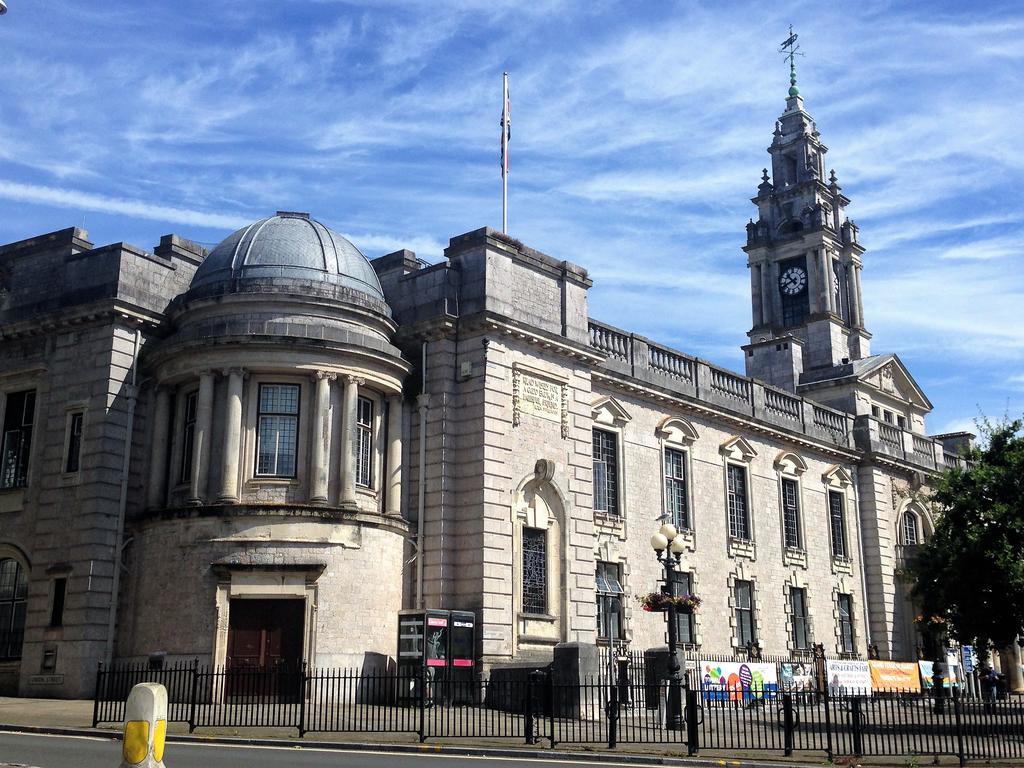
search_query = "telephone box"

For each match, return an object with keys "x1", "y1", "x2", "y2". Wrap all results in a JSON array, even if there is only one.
[{"x1": 396, "y1": 609, "x2": 477, "y2": 704}]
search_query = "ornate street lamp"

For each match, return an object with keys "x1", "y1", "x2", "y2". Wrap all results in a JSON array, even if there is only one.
[{"x1": 650, "y1": 522, "x2": 687, "y2": 730}]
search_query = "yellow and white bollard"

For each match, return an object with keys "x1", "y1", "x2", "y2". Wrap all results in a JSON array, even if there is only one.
[{"x1": 121, "y1": 682, "x2": 167, "y2": 768}]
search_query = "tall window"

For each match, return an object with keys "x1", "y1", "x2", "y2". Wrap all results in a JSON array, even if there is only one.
[
  {"x1": 727, "y1": 464, "x2": 750, "y2": 540},
  {"x1": 829, "y1": 490, "x2": 848, "y2": 558},
  {"x1": 49, "y1": 577, "x2": 67, "y2": 628},
  {"x1": 672, "y1": 571, "x2": 696, "y2": 645},
  {"x1": 256, "y1": 384, "x2": 300, "y2": 477},
  {"x1": 0, "y1": 558, "x2": 27, "y2": 659},
  {"x1": 902, "y1": 510, "x2": 920, "y2": 545},
  {"x1": 592, "y1": 429, "x2": 619, "y2": 516},
  {"x1": 838, "y1": 593, "x2": 855, "y2": 654},
  {"x1": 664, "y1": 448, "x2": 689, "y2": 530},
  {"x1": 790, "y1": 587, "x2": 810, "y2": 650},
  {"x1": 521, "y1": 528, "x2": 547, "y2": 614},
  {"x1": 355, "y1": 396, "x2": 373, "y2": 488},
  {"x1": 734, "y1": 580, "x2": 756, "y2": 647},
  {"x1": 0, "y1": 390, "x2": 35, "y2": 489},
  {"x1": 781, "y1": 478, "x2": 801, "y2": 549},
  {"x1": 65, "y1": 412, "x2": 84, "y2": 474},
  {"x1": 179, "y1": 391, "x2": 198, "y2": 483},
  {"x1": 832, "y1": 259, "x2": 842, "y2": 313},
  {"x1": 596, "y1": 562, "x2": 624, "y2": 640}
]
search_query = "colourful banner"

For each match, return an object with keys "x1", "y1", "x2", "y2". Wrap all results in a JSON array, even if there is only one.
[
  {"x1": 701, "y1": 661, "x2": 779, "y2": 701},
  {"x1": 869, "y1": 660, "x2": 921, "y2": 692},
  {"x1": 779, "y1": 662, "x2": 817, "y2": 692},
  {"x1": 826, "y1": 659, "x2": 871, "y2": 694},
  {"x1": 919, "y1": 660, "x2": 961, "y2": 689}
]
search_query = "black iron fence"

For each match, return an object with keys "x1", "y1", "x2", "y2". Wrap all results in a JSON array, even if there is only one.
[{"x1": 94, "y1": 661, "x2": 1024, "y2": 764}]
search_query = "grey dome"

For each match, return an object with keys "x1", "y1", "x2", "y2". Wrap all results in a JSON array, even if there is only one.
[{"x1": 190, "y1": 212, "x2": 384, "y2": 301}]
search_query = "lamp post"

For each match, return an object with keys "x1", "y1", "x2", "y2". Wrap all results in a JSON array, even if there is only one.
[{"x1": 650, "y1": 522, "x2": 687, "y2": 730}]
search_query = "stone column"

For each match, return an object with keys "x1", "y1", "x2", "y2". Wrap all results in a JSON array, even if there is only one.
[
  {"x1": 750, "y1": 264, "x2": 763, "y2": 327},
  {"x1": 824, "y1": 254, "x2": 837, "y2": 314},
  {"x1": 846, "y1": 263, "x2": 861, "y2": 328},
  {"x1": 218, "y1": 368, "x2": 245, "y2": 503},
  {"x1": 1003, "y1": 644, "x2": 1024, "y2": 693},
  {"x1": 818, "y1": 249, "x2": 832, "y2": 314},
  {"x1": 146, "y1": 386, "x2": 172, "y2": 509},
  {"x1": 853, "y1": 264, "x2": 866, "y2": 328},
  {"x1": 310, "y1": 371, "x2": 334, "y2": 503},
  {"x1": 340, "y1": 375, "x2": 361, "y2": 507},
  {"x1": 386, "y1": 395, "x2": 403, "y2": 516},
  {"x1": 188, "y1": 370, "x2": 216, "y2": 504}
]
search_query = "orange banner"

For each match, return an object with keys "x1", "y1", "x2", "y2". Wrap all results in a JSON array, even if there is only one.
[{"x1": 869, "y1": 660, "x2": 921, "y2": 692}]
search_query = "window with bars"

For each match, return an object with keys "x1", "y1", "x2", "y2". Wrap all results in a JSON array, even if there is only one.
[
  {"x1": 902, "y1": 511, "x2": 920, "y2": 545},
  {"x1": 0, "y1": 390, "x2": 35, "y2": 489},
  {"x1": 838, "y1": 593, "x2": 855, "y2": 654},
  {"x1": 180, "y1": 391, "x2": 198, "y2": 483},
  {"x1": 356, "y1": 396, "x2": 374, "y2": 488},
  {"x1": 0, "y1": 558, "x2": 27, "y2": 659},
  {"x1": 782, "y1": 478, "x2": 801, "y2": 549},
  {"x1": 829, "y1": 490, "x2": 848, "y2": 558},
  {"x1": 64, "y1": 412, "x2": 84, "y2": 474},
  {"x1": 664, "y1": 447, "x2": 689, "y2": 530},
  {"x1": 592, "y1": 429, "x2": 619, "y2": 516},
  {"x1": 256, "y1": 384, "x2": 300, "y2": 477},
  {"x1": 790, "y1": 587, "x2": 810, "y2": 650},
  {"x1": 522, "y1": 527, "x2": 547, "y2": 614},
  {"x1": 596, "y1": 562, "x2": 624, "y2": 640},
  {"x1": 672, "y1": 571, "x2": 696, "y2": 645},
  {"x1": 727, "y1": 464, "x2": 750, "y2": 540},
  {"x1": 734, "y1": 579, "x2": 756, "y2": 647}
]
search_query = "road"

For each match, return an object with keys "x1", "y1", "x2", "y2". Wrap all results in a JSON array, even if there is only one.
[{"x1": 0, "y1": 731, "x2": 670, "y2": 768}]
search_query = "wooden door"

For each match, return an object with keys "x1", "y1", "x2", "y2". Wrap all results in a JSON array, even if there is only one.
[{"x1": 226, "y1": 599, "x2": 304, "y2": 699}]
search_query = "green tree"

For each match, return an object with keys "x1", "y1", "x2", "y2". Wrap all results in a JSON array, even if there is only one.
[{"x1": 911, "y1": 418, "x2": 1024, "y2": 653}]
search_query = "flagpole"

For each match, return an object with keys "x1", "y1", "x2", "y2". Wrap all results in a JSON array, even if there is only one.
[{"x1": 501, "y1": 71, "x2": 509, "y2": 234}]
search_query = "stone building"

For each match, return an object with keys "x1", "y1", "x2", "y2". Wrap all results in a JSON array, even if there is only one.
[{"x1": 0, "y1": 81, "x2": 978, "y2": 698}]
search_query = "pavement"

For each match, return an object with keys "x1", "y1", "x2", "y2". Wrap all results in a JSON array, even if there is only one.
[{"x1": 0, "y1": 697, "x2": 999, "y2": 767}]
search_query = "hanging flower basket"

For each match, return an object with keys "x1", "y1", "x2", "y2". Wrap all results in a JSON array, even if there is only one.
[{"x1": 637, "y1": 592, "x2": 702, "y2": 613}]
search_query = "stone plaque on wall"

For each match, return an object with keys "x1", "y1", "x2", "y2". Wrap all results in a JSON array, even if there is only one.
[{"x1": 513, "y1": 367, "x2": 569, "y2": 438}]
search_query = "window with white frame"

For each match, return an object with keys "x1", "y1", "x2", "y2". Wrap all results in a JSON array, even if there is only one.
[
  {"x1": 64, "y1": 412, "x2": 84, "y2": 474},
  {"x1": 902, "y1": 510, "x2": 920, "y2": 545},
  {"x1": 828, "y1": 490, "x2": 848, "y2": 558},
  {"x1": 355, "y1": 396, "x2": 374, "y2": 488},
  {"x1": 734, "y1": 579, "x2": 756, "y2": 647},
  {"x1": 0, "y1": 558, "x2": 27, "y2": 659},
  {"x1": 592, "y1": 429, "x2": 619, "y2": 517},
  {"x1": 837, "y1": 593, "x2": 855, "y2": 654},
  {"x1": 596, "y1": 561, "x2": 624, "y2": 640},
  {"x1": 521, "y1": 527, "x2": 547, "y2": 614},
  {"x1": 727, "y1": 464, "x2": 750, "y2": 540},
  {"x1": 781, "y1": 477, "x2": 802, "y2": 549},
  {"x1": 664, "y1": 447, "x2": 689, "y2": 530},
  {"x1": 790, "y1": 587, "x2": 810, "y2": 650},
  {"x1": 0, "y1": 390, "x2": 35, "y2": 489},
  {"x1": 256, "y1": 384, "x2": 300, "y2": 477},
  {"x1": 179, "y1": 391, "x2": 198, "y2": 483}
]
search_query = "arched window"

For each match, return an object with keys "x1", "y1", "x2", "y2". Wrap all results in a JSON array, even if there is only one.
[
  {"x1": 0, "y1": 558, "x2": 27, "y2": 659},
  {"x1": 902, "y1": 510, "x2": 920, "y2": 546}
]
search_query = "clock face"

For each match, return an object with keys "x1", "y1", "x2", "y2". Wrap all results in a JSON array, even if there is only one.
[{"x1": 779, "y1": 266, "x2": 807, "y2": 296}]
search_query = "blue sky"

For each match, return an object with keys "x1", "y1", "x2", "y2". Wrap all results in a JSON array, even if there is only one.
[{"x1": 0, "y1": 0, "x2": 1021, "y2": 434}]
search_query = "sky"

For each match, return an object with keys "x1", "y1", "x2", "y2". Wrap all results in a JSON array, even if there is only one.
[{"x1": 0, "y1": 0, "x2": 1021, "y2": 435}]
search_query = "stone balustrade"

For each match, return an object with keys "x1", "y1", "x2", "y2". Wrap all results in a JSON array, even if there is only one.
[{"x1": 587, "y1": 319, "x2": 855, "y2": 448}]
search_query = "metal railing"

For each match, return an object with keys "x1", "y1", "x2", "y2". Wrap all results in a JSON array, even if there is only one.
[{"x1": 93, "y1": 660, "x2": 1024, "y2": 762}]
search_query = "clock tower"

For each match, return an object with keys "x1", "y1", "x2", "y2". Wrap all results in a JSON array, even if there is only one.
[{"x1": 742, "y1": 67, "x2": 870, "y2": 393}]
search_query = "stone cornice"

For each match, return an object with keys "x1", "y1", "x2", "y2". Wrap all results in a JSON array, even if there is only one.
[
  {"x1": 0, "y1": 299, "x2": 164, "y2": 340},
  {"x1": 130, "y1": 503, "x2": 412, "y2": 536}
]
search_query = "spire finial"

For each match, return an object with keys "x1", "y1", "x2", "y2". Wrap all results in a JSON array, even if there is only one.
[{"x1": 779, "y1": 25, "x2": 804, "y2": 97}]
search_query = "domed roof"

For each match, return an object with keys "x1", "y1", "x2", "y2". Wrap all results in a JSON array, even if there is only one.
[{"x1": 190, "y1": 212, "x2": 384, "y2": 301}]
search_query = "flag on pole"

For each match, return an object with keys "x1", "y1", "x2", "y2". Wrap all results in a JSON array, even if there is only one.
[{"x1": 500, "y1": 74, "x2": 510, "y2": 178}]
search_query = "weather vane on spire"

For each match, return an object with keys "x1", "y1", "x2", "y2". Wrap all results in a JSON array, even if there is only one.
[{"x1": 779, "y1": 25, "x2": 803, "y2": 97}]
